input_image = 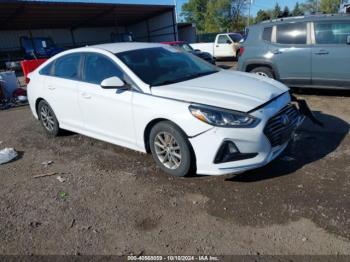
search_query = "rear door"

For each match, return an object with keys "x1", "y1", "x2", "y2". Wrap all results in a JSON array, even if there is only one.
[
  {"x1": 43, "y1": 53, "x2": 83, "y2": 130},
  {"x1": 214, "y1": 35, "x2": 235, "y2": 57},
  {"x1": 312, "y1": 20, "x2": 350, "y2": 88},
  {"x1": 267, "y1": 22, "x2": 312, "y2": 86}
]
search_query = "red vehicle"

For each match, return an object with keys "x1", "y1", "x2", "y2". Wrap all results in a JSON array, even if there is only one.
[{"x1": 161, "y1": 41, "x2": 216, "y2": 64}]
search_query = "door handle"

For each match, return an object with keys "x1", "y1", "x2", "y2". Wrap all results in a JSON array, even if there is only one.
[
  {"x1": 80, "y1": 92, "x2": 91, "y2": 99},
  {"x1": 314, "y1": 50, "x2": 329, "y2": 55},
  {"x1": 216, "y1": 45, "x2": 219, "y2": 47},
  {"x1": 47, "y1": 85, "x2": 55, "y2": 90},
  {"x1": 272, "y1": 49, "x2": 283, "y2": 55}
]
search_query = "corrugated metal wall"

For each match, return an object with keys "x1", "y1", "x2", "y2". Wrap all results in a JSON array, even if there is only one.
[
  {"x1": 129, "y1": 10, "x2": 177, "y2": 42},
  {"x1": 0, "y1": 27, "x2": 125, "y2": 51},
  {"x1": 0, "y1": 9, "x2": 178, "y2": 52},
  {"x1": 72, "y1": 26, "x2": 126, "y2": 46},
  {"x1": 178, "y1": 24, "x2": 196, "y2": 43}
]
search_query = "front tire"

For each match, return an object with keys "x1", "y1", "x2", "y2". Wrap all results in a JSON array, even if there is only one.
[
  {"x1": 149, "y1": 121, "x2": 193, "y2": 177},
  {"x1": 38, "y1": 100, "x2": 60, "y2": 137},
  {"x1": 250, "y1": 66, "x2": 275, "y2": 79}
]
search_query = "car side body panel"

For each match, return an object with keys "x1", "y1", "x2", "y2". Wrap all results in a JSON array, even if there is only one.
[{"x1": 238, "y1": 15, "x2": 350, "y2": 89}]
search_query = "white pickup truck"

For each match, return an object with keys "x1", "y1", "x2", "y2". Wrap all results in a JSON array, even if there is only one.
[{"x1": 191, "y1": 33, "x2": 243, "y2": 59}]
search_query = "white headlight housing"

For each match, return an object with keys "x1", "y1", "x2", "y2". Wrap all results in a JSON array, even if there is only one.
[{"x1": 189, "y1": 104, "x2": 259, "y2": 128}]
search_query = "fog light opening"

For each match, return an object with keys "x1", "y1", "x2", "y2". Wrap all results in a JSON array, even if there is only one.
[{"x1": 214, "y1": 140, "x2": 258, "y2": 164}]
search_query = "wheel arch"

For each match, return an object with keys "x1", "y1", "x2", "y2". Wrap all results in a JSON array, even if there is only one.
[
  {"x1": 35, "y1": 97, "x2": 45, "y2": 115},
  {"x1": 243, "y1": 60, "x2": 280, "y2": 80},
  {"x1": 143, "y1": 118, "x2": 169, "y2": 153},
  {"x1": 143, "y1": 118, "x2": 197, "y2": 174}
]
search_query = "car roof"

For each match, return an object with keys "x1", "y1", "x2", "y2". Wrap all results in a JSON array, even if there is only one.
[
  {"x1": 161, "y1": 41, "x2": 185, "y2": 45},
  {"x1": 90, "y1": 42, "x2": 165, "y2": 54},
  {"x1": 253, "y1": 13, "x2": 350, "y2": 27}
]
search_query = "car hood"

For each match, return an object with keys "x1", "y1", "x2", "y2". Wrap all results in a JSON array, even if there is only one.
[{"x1": 151, "y1": 70, "x2": 289, "y2": 112}]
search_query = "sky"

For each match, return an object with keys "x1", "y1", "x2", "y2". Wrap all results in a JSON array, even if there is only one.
[{"x1": 33, "y1": 0, "x2": 303, "y2": 16}]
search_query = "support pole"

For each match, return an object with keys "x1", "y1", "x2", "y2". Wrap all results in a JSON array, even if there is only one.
[{"x1": 171, "y1": 8, "x2": 177, "y2": 41}]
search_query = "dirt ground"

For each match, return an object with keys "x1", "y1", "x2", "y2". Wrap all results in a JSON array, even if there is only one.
[{"x1": 0, "y1": 63, "x2": 350, "y2": 255}]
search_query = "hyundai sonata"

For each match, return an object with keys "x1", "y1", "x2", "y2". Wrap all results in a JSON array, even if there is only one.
[{"x1": 28, "y1": 43, "x2": 304, "y2": 176}]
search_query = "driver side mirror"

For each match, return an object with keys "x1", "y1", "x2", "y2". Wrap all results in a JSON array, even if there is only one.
[
  {"x1": 101, "y1": 76, "x2": 127, "y2": 89},
  {"x1": 347, "y1": 35, "x2": 350, "y2": 45},
  {"x1": 226, "y1": 39, "x2": 232, "y2": 44}
]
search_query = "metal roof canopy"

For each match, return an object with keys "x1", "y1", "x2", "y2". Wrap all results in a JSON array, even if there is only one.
[{"x1": 0, "y1": 0, "x2": 175, "y2": 30}]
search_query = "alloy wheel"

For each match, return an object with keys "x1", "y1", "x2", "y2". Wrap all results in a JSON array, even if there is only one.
[
  {"x1": 40, "y1": 104, "x2": 55, "y2": 131},
  {"x1": 255, "y1": 71, "x2": 269, "y2": 77},
  {"x1": 154, "y1": 131, "x2": 182, "y2": 170}
]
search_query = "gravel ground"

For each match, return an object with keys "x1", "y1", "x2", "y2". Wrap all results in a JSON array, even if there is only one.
[{"x1": 0, "y1": 63, "x2": 350, "y2": 255}]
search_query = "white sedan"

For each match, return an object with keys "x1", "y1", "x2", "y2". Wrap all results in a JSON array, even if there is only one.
[{"x1": 27, "y1": 42, "x2": 304, "y2": 177}]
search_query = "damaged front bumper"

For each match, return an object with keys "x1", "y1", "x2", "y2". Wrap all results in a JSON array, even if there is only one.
[{"x1": 189, "y1": 92, "x2": 319, "y2": 176}]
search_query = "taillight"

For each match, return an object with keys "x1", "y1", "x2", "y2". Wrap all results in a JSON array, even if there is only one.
[
  {"x1": 239, "y1": 47, "x2": 245, "y2": 57},
  {"x1": 25, "y1": 77, "x2": 30, "y2": 84}
]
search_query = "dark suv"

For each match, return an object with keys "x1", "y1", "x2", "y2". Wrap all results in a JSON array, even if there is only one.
[{"x1": 238, "y1": 14, "x2": 350, "y2": 89}]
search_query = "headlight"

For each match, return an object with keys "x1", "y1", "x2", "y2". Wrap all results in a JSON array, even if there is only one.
[{"x1": 189, "y1": 104, "x2": 259, "y2": 128}]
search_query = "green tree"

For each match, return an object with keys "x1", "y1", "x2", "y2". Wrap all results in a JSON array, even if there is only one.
[
  {"x1": 281, "y1": 6, "x2": 291, "y2": 17},
  {"x1": 301, "y1": 0, "x2": 319, "y2": 13},
  {"x1": 182, "y1": 0, "x2": 248, "y2": 33},
  {"x1": 292, "y1": 2, "x2": 304, "y2": 16},
  {"x1": 204, "y1": 0, "x2": 222, "y2": 32},
  {"x1": 181, "y1": 0, "x2": 209, "y2": 33},
  {"x1": 320, "y1": 0, "x2": 341, "y2": 13},
  {"x1": 255, "y1": 9, "x2": 271, "y2": 23},
  {"x1": 272, "y1": 3, "x2": 282, "y2": 18}
]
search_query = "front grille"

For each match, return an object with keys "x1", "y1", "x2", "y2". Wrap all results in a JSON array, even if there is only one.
[{"x1": 264, "y1": 104, "x2": 300, "y2": 147}]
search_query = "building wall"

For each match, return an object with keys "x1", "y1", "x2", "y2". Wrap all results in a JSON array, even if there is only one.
[
  {"x1": 128, "y1": 10, "x2": 177, "y2": 42},
  {"x1": 72, "y1": 26, "x2": 125, "y2": 46},
  {"x1": 0, "y1": 9, "x2": 178, "y2": 52},
  {"x1": 178, "y1": 24, "x2": 197, "y2": 43},
  {"x1": 0, "y1": 26, "x2": 125, "y2": 52}
]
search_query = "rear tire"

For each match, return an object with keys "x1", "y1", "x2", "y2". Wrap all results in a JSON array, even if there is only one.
[
  {"x1": 250, "y1": 66, "x2": 274, "y2": 79},
  {"x1": 149, "y1": 121, "x2": 193, "y2": 177},
  {"x1": 38, "y1": 100, "x2": 60, "y2": 137}
]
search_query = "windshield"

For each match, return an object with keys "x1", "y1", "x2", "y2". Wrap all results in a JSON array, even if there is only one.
[
  {"x1": 172, "y1": 43, "x2": 193, "y2": 52},
  {"x1": 116, "y1": 47, "x2": 219, "y2": 86},
  {"x1": 229, "y1": 33, "x2": 243, "y2": 43}
]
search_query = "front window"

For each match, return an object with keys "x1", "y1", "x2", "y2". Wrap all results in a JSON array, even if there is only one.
[
  {"x1": 315, "y1": 21, "x2": 350, "y2": 44},
  {"x1": 218, "y1": 35, "x2": 232, "y2": 44},
  {"x1": 116, "y1": 47, "x2": 219, "y2": 86},
  {"x1": 83, "y1": 53, "x2": 123, "y2": 85}
]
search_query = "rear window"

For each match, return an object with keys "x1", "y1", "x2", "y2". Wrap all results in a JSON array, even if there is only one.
[
  {"x1": 53, "y1": 54, "x2": 81, "y2": 80},
  {"x1": 262, "y1": 27, "x2": 272, "y2": 42},
  {"x1": 229, "y1": 33, "x2": 243, "y2": 43},
  {"x1": 276, "y1": 22, "x2": 307, "y2": 45},
  {"x1": 39, "y1": 62, "x2": 53, "y2": 76}
]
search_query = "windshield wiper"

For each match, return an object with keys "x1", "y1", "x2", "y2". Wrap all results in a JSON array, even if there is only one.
[{"x1": 152, "y1": 71, "x2": 218, "y2": 87}]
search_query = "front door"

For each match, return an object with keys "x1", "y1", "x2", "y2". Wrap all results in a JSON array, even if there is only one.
[
  {"x1": 215, "y1": 35, "x2": 235, "y2": 57},
  {"x1": 78, "y1": 53, "x2": 135, "y2": 147},
  {"x1": 312, "y1": 20, "x2": 350, "y2": 88}
]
